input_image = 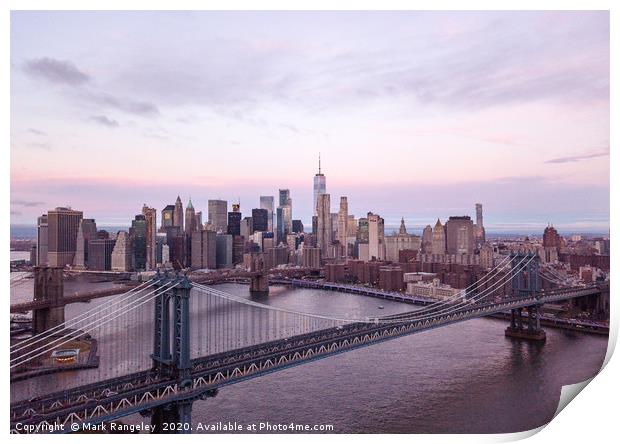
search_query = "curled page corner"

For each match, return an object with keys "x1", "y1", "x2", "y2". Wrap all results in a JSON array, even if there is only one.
[{"x1": 553, "y1": 377, "x2": 595, "y2": 420}]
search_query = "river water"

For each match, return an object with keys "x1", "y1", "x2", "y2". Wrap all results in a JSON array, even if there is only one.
[{"x1": 10, "y1": 282, "x2": 608, "y2": 434}]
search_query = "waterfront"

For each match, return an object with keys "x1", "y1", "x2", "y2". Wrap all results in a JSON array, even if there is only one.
[{"x1": 10, "y1": 282, "x2": 608, "y2": 433}]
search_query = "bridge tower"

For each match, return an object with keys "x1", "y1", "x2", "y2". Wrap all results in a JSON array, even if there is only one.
[
  {"x1": 149, "y1": 271, "x2": 204, "y2": 433},
  {"x1": 505, "y1": 252, "x2": 546, "y2": 342},
  {"x1": 32, "y1": 266, "x2": 65, "y2": 335},
  {"x1": 248, "y1": 252, "x2": 269, "y2": 295}
]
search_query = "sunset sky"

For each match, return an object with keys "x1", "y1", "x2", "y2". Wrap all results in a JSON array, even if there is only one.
[{"x1": 10, "y1": 11, "x2": 609, "y2": 233}]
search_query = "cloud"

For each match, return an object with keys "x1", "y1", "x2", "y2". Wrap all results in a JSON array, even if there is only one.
[
  {"x1": 85, "y1": 92, "x2": 159, "y2": 117},
  {"x1": 98, "y1": 13, "x2": 607, "y2": 119},
  {"x1": 545, "y1": 149, "x2": 610, "y2": 164},
  {"x1": 22, "y1": 57, "x2": 90, "y2": 86},
  {"x1": 26, "y1": 128, "x2": 46, "y2": 136},
  {"x1": 90, "y1": 115, "x2": 119, "y2": 127},
  {"x1": 11, "y1": 211, "x2": 22, "y2": 216},
  {"x1": 11, "y1": 199, "x2": 45, "y2": 207},
  {"x1": 26, "y1": 142, "x2": 52, "y2": 150}
]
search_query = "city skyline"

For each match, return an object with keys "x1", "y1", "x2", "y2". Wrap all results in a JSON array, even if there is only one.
[{"x1": 10, "y1": 11, "x2": 609, "y2": 232}]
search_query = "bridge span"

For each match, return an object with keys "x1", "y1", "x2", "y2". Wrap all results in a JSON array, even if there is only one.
[{"x1": 9, "y1": 253, "x2": 608, "y2": 433}]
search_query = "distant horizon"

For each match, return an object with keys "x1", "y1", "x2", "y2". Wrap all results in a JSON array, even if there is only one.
[{"x1": 9, "y1": 222, "x2": 610, "y2": 238}]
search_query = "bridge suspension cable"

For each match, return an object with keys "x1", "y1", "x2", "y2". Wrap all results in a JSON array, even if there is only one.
[
  {"x1": 380, "y1": 253, "x2": 536, "y2": 323},
  {"x1": 193, "y1": 253, "x2": 536, "y2": 326},
  {"x1": 10, "y1": 281, "x2": 178, "y2": 369},
  {"x1": 374, "y1": 254, "x2": 513, "y2": 319},
  {"x1": 10, "y1": 278, "x2": 156, "y2": 353}
]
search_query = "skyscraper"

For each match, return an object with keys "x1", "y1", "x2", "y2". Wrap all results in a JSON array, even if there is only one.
[
  {"x1": 474, "y1": 203, "x2": 486, "y2": 245},
  {"x1": 185, "y1": 198, "x2": 197, "y2": 233},
  {"x1": 111, "y1": 231, "x2": 133, "y2": 271},
  {"x1": 259, "y1": 196, "x2": 274, "y2": 232},
  {"x1": 279, "y1": 189, "x2": 291, "y2": 207},
  {"x1": 131, "y1": 214, "x2": 147, "y2": 270},
  {"x1": 227, "y1": 203, "x2": 241, "y2": 236},
  {"x1": 36, "y1": 214, "x2": 48, "y2": 266},
  {"x1": 142, "y1": 204, "x2": 157, "y2": 270},
  {"x1": 277, "y1": 189, "x2": 292, "y2": 244},
  {"x1": 337, "y1": 196, "x2": 348, "y2": 257},
  {"x1": 47, "y1": 207, "x2": 83, "y2": 267},
  {"x1": 431, "y1": 219, "x2": 446, "y2": 255},
  {"x1": 73, "y1": 218, "x2": 97, "y2": 269},
  {"x1": 368, "y1": 212, "x2": 385, "y2": 261},
  {"x1": 316, "y1": 193, "x2": 332, "y2": 257},
  {"x1": 422, "y1": 224, "x2": 433, "y2": 253},
  {"x1": 208, "y1": 199, "x2": 228, "y2": 233},
  {"x1": 313, "y1": 154, "x2": 326, "y2": 216},
  {"x1": 173, "y1": 195, "x2": 184, "y2": 231},
  {"x1": 88, "y1": 231, "x2": 115, "y2": 271},
  {"x1": 161, "y1": 205, "x2": 175, "y2": 229},
  {"x1": 445, "y1": 216, "x2": 475, "y2": 255},
  {"x1": 252, "y1": 208, "x2": 269, "y2": 232},
  {"x1": 191, "y1": 229, "x2": 217, "y2": 269}
]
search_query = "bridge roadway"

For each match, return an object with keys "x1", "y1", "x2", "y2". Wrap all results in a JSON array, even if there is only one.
[
  {"x1": 270, "y1": 278, "x2": 443, "y2": 305},
  {"x1": 10, "y1": 283, "x2": 141, "y2": 314},
  {"x1": 9, "y1": 268, "x2": 320, "y2": 314},
  {"x1": 9, "y1": 283, "x2": 605, "y2": 432}
]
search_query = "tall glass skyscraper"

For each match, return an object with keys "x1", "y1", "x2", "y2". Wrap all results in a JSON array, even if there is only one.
[
  {"x1": 259, "y1": 195, "x2": 274, "y2": 232},
  {"x1": 313, "y1": 154, "x2": 326, "y2": 216}
]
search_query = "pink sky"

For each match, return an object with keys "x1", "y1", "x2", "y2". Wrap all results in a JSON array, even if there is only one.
[{"x1": 10, "y1": 11, "x2": 609, "y2": 232}]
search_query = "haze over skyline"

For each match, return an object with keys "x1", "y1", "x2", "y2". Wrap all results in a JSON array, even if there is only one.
[{"x1": 10, "y1": 11, "x2": 609, "y2": 232}]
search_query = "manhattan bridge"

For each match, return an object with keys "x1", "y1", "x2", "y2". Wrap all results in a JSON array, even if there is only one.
[{"x1": 9, "y1": 252, "x2": 608, "y2": 433}]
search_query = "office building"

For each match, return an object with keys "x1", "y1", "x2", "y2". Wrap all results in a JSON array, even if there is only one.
[
  {"x1": 142, "y1": 205, "x2": 157, "y2": 270},
  {"x1": 208, "y1": 199, "x2": 228, "y2": 233},
  {"x1": 241, "y1": 217, "x2": 254, "y2": 239},
  {"x1": 227, "y1": 204, "x2": 242, "y2": 236},
  {"x1": 252, "y1": 208, "x2": 269, "y2": 232},
  {"x1": 131, "y1": 214, "x2": 147, "y2": 270},
  {"x1": 216, "y1": 234, "x2": 233, "y2": 269},
  {"x1": 260, "y1": 196, "x2": 275, "y2": 232},
  {"x1": 47, "y1": 207, "x2": 83, "y2": 267},
  {"x1": 316, "y1": 193, "x2": 332, "y2": 256},
  {"x1": 161, "y1": 205, "x2": 175, "y2": 229},
  {"x1": 73, "y1": 218, "x2": 97, "y2": 269},
  {"x1": 173, "y1": 195, "x2": 184, "y2": 231},
  {"x1": 445, "y1": 216, "x2": 475, "y2": 255},
  {"x1": 474, "y1": 203, "x2": 485, "y2": 245},
  {"x1": 191, "y1": 229, "x2": 216, "y2": 269},
  {"x1": 368, "y1": 212, "x2": 385, "y2": 261},
  {"x1": 88, "y1": 231, "x2": 115, "y2": 271},
  {"x1": 337, "y1": 197, "x2": 348, "y2": 257},
  {"x1": 185, "y1": 198, "x2": 197, "y2": 233},
  {"x1": 111, "y1": 231, "x2": 133, "y2": 271},
  {"x1": 421, "y1": 225, "x2": 433, "y2": 253},
  {"x1": 36, "y1": 214, "x2": 49, "y2": 266},
  {"x1": 292, "y1": 220, "x2": 304, "y2": 233},
  {"x1": 313, "y1": 154, "x2": 326, "y2": 216},
  {"x1": 302, "y1": 246, "x2": 321, "y2": 268},
  {"x1": 431, "y1": 219, "x2": 446, "y2": 255}
]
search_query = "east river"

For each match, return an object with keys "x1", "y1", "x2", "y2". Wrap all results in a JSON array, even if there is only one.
[{"x1": 10, "y1": 279, "x2": 608, "y2": 433}]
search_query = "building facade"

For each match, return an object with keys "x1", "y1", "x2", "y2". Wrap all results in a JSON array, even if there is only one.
[
  {"x1": 47, "y1": 207, "x2": 83, "y2": 267},
  {"x1": 208, "y1": 199, "x2": 228, "y2": 233},
  {"x1": 111, "y1": 231, "x2": 133, "y2": 271}
]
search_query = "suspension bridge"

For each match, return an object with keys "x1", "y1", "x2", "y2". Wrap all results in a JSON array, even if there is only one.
[{"x1": 9, "y1": 252, "x2": 608, "y2": 433}]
